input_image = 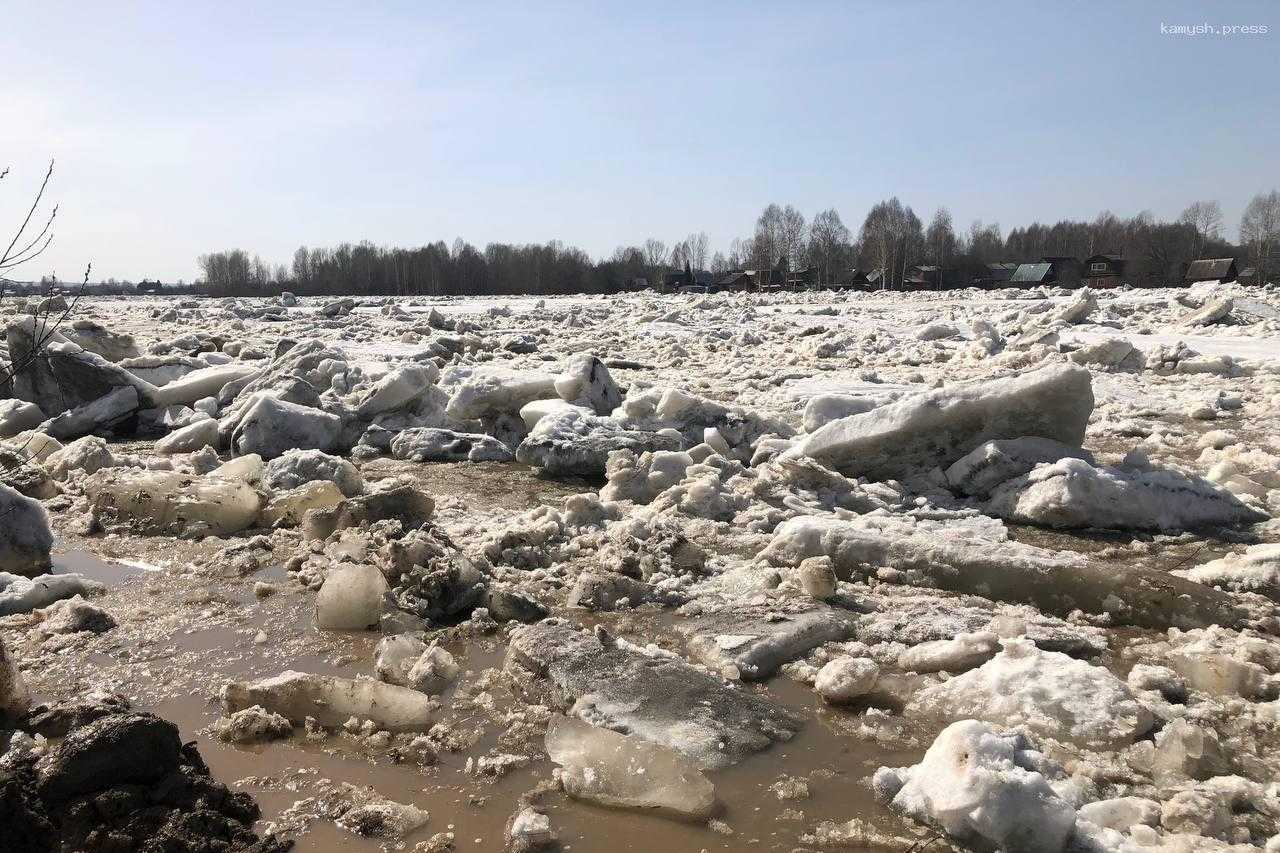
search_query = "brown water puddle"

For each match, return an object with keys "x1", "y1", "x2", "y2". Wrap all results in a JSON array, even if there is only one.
[{"x1": 46, "y1": 556, "x2": 921, "y2": 852}]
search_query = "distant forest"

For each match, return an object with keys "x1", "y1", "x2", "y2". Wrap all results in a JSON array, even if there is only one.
[{"x1": 196, "y1": 191, "x2": 1280, "y2": 297}]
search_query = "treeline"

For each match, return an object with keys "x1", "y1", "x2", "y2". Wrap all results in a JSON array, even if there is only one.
[{"x1": 198, "y1": 190, "x2": 1280, "y2": 296}]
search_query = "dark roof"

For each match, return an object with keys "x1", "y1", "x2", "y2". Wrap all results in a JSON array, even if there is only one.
[
  {"x1": 1010, "y1": 262, "x2": 1053, "y2": 283},
  {"x1": 1185, "y1": 258, "x2": 1236, "y2": 282},
  {"x1": 1086, "y1": 254, "x2": 1125, "y2": 262},
  {"x1": 716, "y1": 271, "x2": 753, "y2": 286}
]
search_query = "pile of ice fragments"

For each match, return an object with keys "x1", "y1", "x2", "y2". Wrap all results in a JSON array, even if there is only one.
[{"x1": 3, "y1": 281, "x2": 1280, "y2": 851}]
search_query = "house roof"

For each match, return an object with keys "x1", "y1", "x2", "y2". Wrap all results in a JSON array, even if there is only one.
[
  {"x1": 716, "y1": 271, "x2": 753, "y2": 286},
  {"x1": 1010, "y1": 262, "x2": 1053, "y2": 283},
  {"x1": 1185, "y1": 258, "x2": 1236, "y2": 281}
]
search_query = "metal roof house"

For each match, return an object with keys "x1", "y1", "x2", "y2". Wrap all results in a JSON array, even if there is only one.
[
  {"x1": 1010, "y1": 262, "x2": 1055, "y2": 284},
  {"x1": 1185, "y1": 258, "x2": 1238, "y2": 285}
]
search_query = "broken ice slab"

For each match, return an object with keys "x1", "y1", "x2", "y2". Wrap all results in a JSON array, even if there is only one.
[
  {"x1": 1, "y1": 635, "x2": 32, "y2": 718},
  {"x1": 389, "y1": 427, "x2": 514, "y2": 463},
  {"x1": 314, "y1": 564, "x2": 388, "y2": 630},
  {"x1": 507, "y1": 620, "x2": 801, "y2": 770},
  {"x1": 0, "y1": 572, "x2": 107, "y2": 616},
  {"x1": 680, "y1": 604, "x2": 858, "y2": 681},
  {"x1": 222, "y1": 670, "x2": 433, "y2": 731},
  {"x1": 784, "y1": 364, "x2": 1094, "y2": 480},
  {"x1": 762, "y1": 514, "x2": 1246, "y2": 631},
  {"x1": 545, "y1": 715, "x2": 717, "y2": 820},
  {"x1": 0, "y1": 484, "x2": 54, "y2": 576},
  {"x1": 84, "y1": 470, "x2": 263, "y2": 537},
  {"x1": 516, "y1": 411, "x2": 682, "y2": 479},
  {"x1": 906, "y1": 639, "x2": 1152, "y2": 748},
  {"x1": 259, "y1": 480, "x2": 345, "y2": 528},
  {"x1": 984, "y1": 457, "x2": 1267, "y2": 532}
]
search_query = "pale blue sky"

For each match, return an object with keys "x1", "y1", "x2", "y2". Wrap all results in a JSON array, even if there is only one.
[{"x1": 2, "y1": 1, "x2": 1276, "y2": 282}]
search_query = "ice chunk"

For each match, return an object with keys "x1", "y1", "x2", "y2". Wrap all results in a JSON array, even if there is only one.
[
  {"x1": 599, "y1": 449, "x2": 695, "y2": 504},
  {"x1": 150, "y1": 363, "x2": 257, "y2": 407},
  {"x1": 762, "y1": 514, "x2": 1244, "y2": 630},
  {"x1": 354, "y1": 364, "x2": 439, "y2": 418},
  {"x1": 85, "y1": 470, "x2": 263, "y2": 536},
  {"x1": 683, "y1": 606, "x2": 857, "y2": 681},
  {"x1": 229, "y1": 395, "x2": 341, "y2": 459},
  {"x1": 0, "y1": 484, "x2": 53, "y2": 576},
  {"x1": 1180, "y1": 296, "x2": 1233, "y2": 327},
  {"x1": 801, "y1": 394, "x2": 880, "y2": 433},
  {"x1": 899, "y1": 631, "x2": 1000, "y2": 674},
  {"x1": 1076, "y1": 797, "x2": 1161, "y2": 832},
  {"x1": 1054, "y1": 289, "x2": 1097, "y2": 324},
  {"x1": 154, "y1": 416, "x2": 219, "y2": 454},
  {"x1": 1, "y1": 635, "x2": 31, "y2": 719},
  {"x1": 793, "y1": 555, "x2": 837, "y2": 600},
  {"x1": 45, "y1": 435, "x2": 118, "y2": 481},
  {"x1": 314, "y1": 564, "x2": 387, "y2": 630},
  {"x1": 945, "y1": 437, "x2": 1094, "y2": 499},
  {"x1": 445, "y1": 367, "x2": 556, "y2": 420},
  {"x1": 1175, "y1": 544, "x2": 1280, "y2": 596},
  {"x1": 302, "y1": 484, "x2": 435, "y2": 540},
  {"x1": 260, "y1": 480, "x2": 345, "y2": 527},
  {"x1": 0, "y1": 572, "x2": 105, "y2": 616},
  {"x1": 1152, "y1": 718, "x2": 1227, "y2": 786},
  {"x1": 507, "y1": 806, "x2": 556, "y2": 853},
  {"x1": 545, "y1": 715, "x2": 716, "y2": 819},
  {"x1": 374, "y1": 635, "x2": 459, "y2": 694},
  {"x1": 554, "y1": 354, "x2": 622, "y2": 414},
  {"x1": 1067, "y1": 337, "x2": 1143, "y2": 372},
  {"x1": 390, "y1": 427, "x2": 514, "y2": 463},
  {"x1": 985, "y1": 458, "x2": 1266, "y2": 532},
  {"x1": 516, "y1": 411, "x2": 681, "y2": 478},
  {"x1": 518, "y1": 398, "x2": 591, "y2": 430},
  {"x1": 907, "y1": 639, "x2": 1151, "y2": 748},
  {"x1": 264, "y1": 449, "x2": 363, "y2": 497},
  {"x1": 880, "y1": 720, "x2": 1076, "y2": 853},
  {"x1": 0, "y1": 399, "x2": 45, "y2": 438},
  {"x1": 508, "y1": 621, "x2": 801, "y2": 769},
  {"x1": 213, "y1": 705, "x2": 293, "y2": 744},
  {"x1": 222, "y1": 670, "x2": 433, "y2": 730},
  {"x1": 41, "y1": 385, "x2": 140, "y2": 440},
  {"x1": 784, "y1": 364, "x2": 1093, "y2": 480},
  {"x1": 814, "y1": 657, "x2": 880, "y2": 704}
]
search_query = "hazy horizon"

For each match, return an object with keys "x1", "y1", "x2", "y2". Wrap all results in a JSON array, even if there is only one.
[{"x1": 3, "y1": 0, "x2": 1276, "y2": 282}]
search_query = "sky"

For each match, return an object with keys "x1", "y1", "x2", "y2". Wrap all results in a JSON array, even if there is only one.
[{"x1": 2, "y1": 0, "x2": 1277, "y2": 282}]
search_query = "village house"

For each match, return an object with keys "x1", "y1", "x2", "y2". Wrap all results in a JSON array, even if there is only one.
[
  {"x1": 1008, "y1": 257, "x2": 1082, "y2": 288},
  {"x1": 973, "y1": 262, "x2": 1018, "y2": 288},
  {"x1": 1082, "y1": 254, "x2": 1126, "y2": 288},
  {"x1": 1184, "y1": 258, "x2": 1238, "y2": 285}
]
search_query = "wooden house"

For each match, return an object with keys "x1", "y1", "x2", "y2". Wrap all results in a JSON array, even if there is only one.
[
  {"x1": 1184, "y1": 258, "x2": 1238, "y2": 285},
  {"x1": 1083, "y1": 254, "x2": 1126, "y2": 288}
]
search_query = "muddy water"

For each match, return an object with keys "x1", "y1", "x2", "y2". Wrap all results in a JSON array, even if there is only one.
[
  {"x1": 26, "y1": 461, "x2": 927, "y2": 851},
  {"x1": 30, "y1": 550, "x2": 923, "y2": 852}
]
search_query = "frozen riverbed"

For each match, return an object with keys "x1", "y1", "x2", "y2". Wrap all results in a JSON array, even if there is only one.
[{"x1": 3, "y1": 282, "x2": 1280, "y2": 852}]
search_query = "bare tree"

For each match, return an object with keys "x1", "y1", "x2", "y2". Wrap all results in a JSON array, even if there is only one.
[
  {"x1": 1179, "y1": 200, "x2": 1223, "y2": 257},
  {"x1": 1, "y1": 160, "x2": 90, "y2": 483},
  {"x1": 808, "y1": 209, "x2": 851, "y2": 285},
  {"x1": 779, "y1": 206, "x2": 807, "y2": 271},
  {"x1": 684, "y1": 231, "x2": 709, "y2": 270},
  {"x1": 641, "y1": 238, "x2": 668, "y2": 269},
  {"x1": 1241, "y1": 190, "x2": 1280, "y2": 285},
  {"x1": 859, "y1": 198, "x2": 921, "y2": 289},
  {"x1": 925, "y1": 208, "x2": 956, "y2": 288}
]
